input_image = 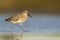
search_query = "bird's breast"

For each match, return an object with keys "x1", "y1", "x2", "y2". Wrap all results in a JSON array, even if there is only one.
[{"x1": 19, "y1": 14, "x2": 27, "y2": 22}]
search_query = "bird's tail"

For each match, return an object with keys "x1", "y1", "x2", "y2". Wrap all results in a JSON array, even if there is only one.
[{"x1": 5, "y1": 19, "x2": 9, "y2": 21}]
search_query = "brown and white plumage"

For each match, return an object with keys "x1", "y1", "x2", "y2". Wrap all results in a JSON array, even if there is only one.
[
  {"x1": 5, "y1": 10, "x2": 30, "y2": 24},
  {"x1": 5, "y1": 10, "x2": 32, "y2": 40}
]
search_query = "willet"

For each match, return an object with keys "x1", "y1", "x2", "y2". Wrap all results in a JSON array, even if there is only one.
[{"x1": 5, "y1": 10, "x2": 32, "y2": 40}]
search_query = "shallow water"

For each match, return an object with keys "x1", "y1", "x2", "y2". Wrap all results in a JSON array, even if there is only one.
[
  {"x1": 0, "y1": 13, "x2": 60, "y2": 34},
  {"x1": 0, "y1": 13, "x2": 60, "y2": 40}
]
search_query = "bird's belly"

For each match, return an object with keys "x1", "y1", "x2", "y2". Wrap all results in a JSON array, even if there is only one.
[
  {"x1": 10, "y1": 18, "x2": 27, "y2": 24},
  {"x1": 10, "y1": 20, "x2": 22, "y2": 24}
]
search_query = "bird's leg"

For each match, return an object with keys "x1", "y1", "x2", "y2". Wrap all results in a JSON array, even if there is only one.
[
  {"x1": 10, "y1": 26, "x2": 13, "y2": 33},
  {"x1": 19, "y1": 23, "x2": 25, "y2": 40},
  {"x1": 9, "y1": 24, "x2": 14, "y2": 40},
  {"x1": 20, "y1": 23, "x2": 25, "y2": 32},
  {"x1": 9, "y1": 24, "x2": 13, "y2": 32}
]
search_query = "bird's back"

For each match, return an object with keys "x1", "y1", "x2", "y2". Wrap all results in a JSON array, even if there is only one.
[
  {"x1": 5, "y1": 13, "x2": 28, "y2": 24},
  {"x1": 5, "y1": 14, "x2": 20, "y2": 21}
]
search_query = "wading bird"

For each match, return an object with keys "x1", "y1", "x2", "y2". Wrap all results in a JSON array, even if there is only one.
[{"x1": 5, "y1": 10, "x2": 32, "y2": 40}]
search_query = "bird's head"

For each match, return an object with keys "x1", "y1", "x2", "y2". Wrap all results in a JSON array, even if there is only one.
[
  {"x1": 22, "y1": 10, "x2": 28, "y2": 14},
  {"x1": 22, "y1": 10, "x2": 32, "y2": 18}
]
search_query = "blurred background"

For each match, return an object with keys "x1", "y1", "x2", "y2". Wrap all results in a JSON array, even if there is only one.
[
  {"x1": 0, "y1": 0, "x2": 60, "y2": 40},
  {"x1": 0, "y1": 0, "x2": 60, "y2": 13}
]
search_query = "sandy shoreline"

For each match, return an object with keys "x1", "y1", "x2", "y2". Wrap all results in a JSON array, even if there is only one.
[{"x1": 0, "y1": 32, "x2": 60, "y2": 40}]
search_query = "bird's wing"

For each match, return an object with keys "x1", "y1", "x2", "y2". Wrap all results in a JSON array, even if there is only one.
[{"x1": 6, "y1": 14, "x2": 21, "y2": 21}]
